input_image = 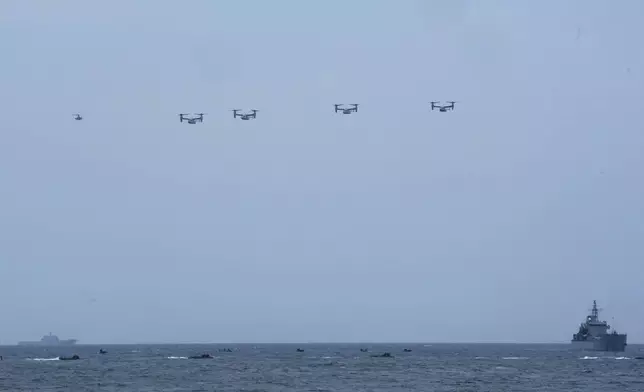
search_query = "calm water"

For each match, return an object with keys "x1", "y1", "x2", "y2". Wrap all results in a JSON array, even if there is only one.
[{"x1": 1, "y1": 343, "x2": 643, "y2": 391}]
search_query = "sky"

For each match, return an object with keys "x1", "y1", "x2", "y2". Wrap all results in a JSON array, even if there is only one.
[{"x1": 0, "y1": 0, "x2": 643, "y2": 345}]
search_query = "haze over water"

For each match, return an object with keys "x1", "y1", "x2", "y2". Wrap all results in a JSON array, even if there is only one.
[{"x1": 1, "y1": 0, "x2": 643, "y2": 348}]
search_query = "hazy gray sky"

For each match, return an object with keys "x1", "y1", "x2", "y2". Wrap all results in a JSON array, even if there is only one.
[{"x1": 1, "y1": 0, "x2": 643, "y2": 345}]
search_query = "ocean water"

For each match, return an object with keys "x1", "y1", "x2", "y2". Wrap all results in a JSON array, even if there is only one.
[{"x1": 1, "y1": 343, "x2": 643, "y2": 391}]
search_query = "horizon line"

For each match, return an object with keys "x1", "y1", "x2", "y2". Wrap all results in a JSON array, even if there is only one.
[{"x1": 8, "y1": 340, "x2": 643, "y2": 346}]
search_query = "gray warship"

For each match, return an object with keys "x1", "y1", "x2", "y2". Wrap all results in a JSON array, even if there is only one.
[
  {"x1": 571, "y1": 300, "x2": 627, "y2": 352},
  {"x1": 18, "y1": 333, "x2": 78, "y2": 346}
]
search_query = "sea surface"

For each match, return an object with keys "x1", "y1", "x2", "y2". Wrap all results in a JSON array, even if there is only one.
[{"x1": 1, "y1": 343, "x2": 643, "y2": 391}]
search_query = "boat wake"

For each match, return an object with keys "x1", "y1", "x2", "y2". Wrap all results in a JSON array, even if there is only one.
[
  {"x1": 502, "y1": 357, "x2": 529, "y2": 360},
  {"x1": 28, "y1": 357, "x2": 60, "y2": 361}
]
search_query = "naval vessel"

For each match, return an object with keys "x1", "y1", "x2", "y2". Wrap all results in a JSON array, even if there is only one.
[
  {"x1": 571, "y1": 300, "x2": 627, "y2": 352},
  {"x1": 18, "y1": 333, "x2": 78, "y2": 346}
]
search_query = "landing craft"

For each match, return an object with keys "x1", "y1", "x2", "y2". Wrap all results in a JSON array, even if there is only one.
[
  {"x1": 231, "y1": 109, "x2": 258, "y2": 120},
  {"x1": 179, "y1": 113, "x2": 205, "y2": 124},
  {"x1": 430, "y1": 101, "x2": 457, "y2": 112},
  {"x1": 334, "y1": 104, "x2": 359, "y2": 114}
]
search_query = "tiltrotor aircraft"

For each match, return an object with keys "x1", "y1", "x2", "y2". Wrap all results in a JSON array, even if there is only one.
[
  {"x1": 179, "y1": 113, "x2": 206, "y2": 124},
  {"x1": 334, "y1": 104, "x2": 359, "y2": 114},
  {"x1": 231, "y1": 109, "x2": 258, "y2": 120},
  {"x1": 430, "y1": 101, "x2": 457, "y2": 112}
]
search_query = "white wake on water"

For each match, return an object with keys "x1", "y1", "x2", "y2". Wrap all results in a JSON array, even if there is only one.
[{"x1": 28, "y1": 357, "x2": 60, "y2": 361}]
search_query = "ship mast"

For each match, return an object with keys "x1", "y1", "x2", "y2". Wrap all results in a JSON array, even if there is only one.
[
  {"x1": 592, "y1": 300, "x2": 598, "y2": 319},
  {"x1": 589, "y1": 300, "x2": 602, "y2": 322}
]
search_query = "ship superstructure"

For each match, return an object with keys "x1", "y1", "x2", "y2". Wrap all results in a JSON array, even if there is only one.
[{"x1": 571, "y1": 300, "x2": 627, "y2": 352}]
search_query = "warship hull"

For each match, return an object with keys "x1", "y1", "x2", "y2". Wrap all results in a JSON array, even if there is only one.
[
  {"x1": 595, "y1": 333, "x2": 627, "y2": 352},
  {"x1": 570, "y1": 340, "x2": 595, "y2": 349},
  {"x1": 571, "y1": 336, "x2": 627, "y2": 352}
]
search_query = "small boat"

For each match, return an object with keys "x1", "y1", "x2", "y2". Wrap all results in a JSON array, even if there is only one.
[
  {"x1": 188, "y1": 354, "x2": 213, "y2": 359},
  {"x1": 59, "y1": 355, "x2": 80, "y2": 361}
]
